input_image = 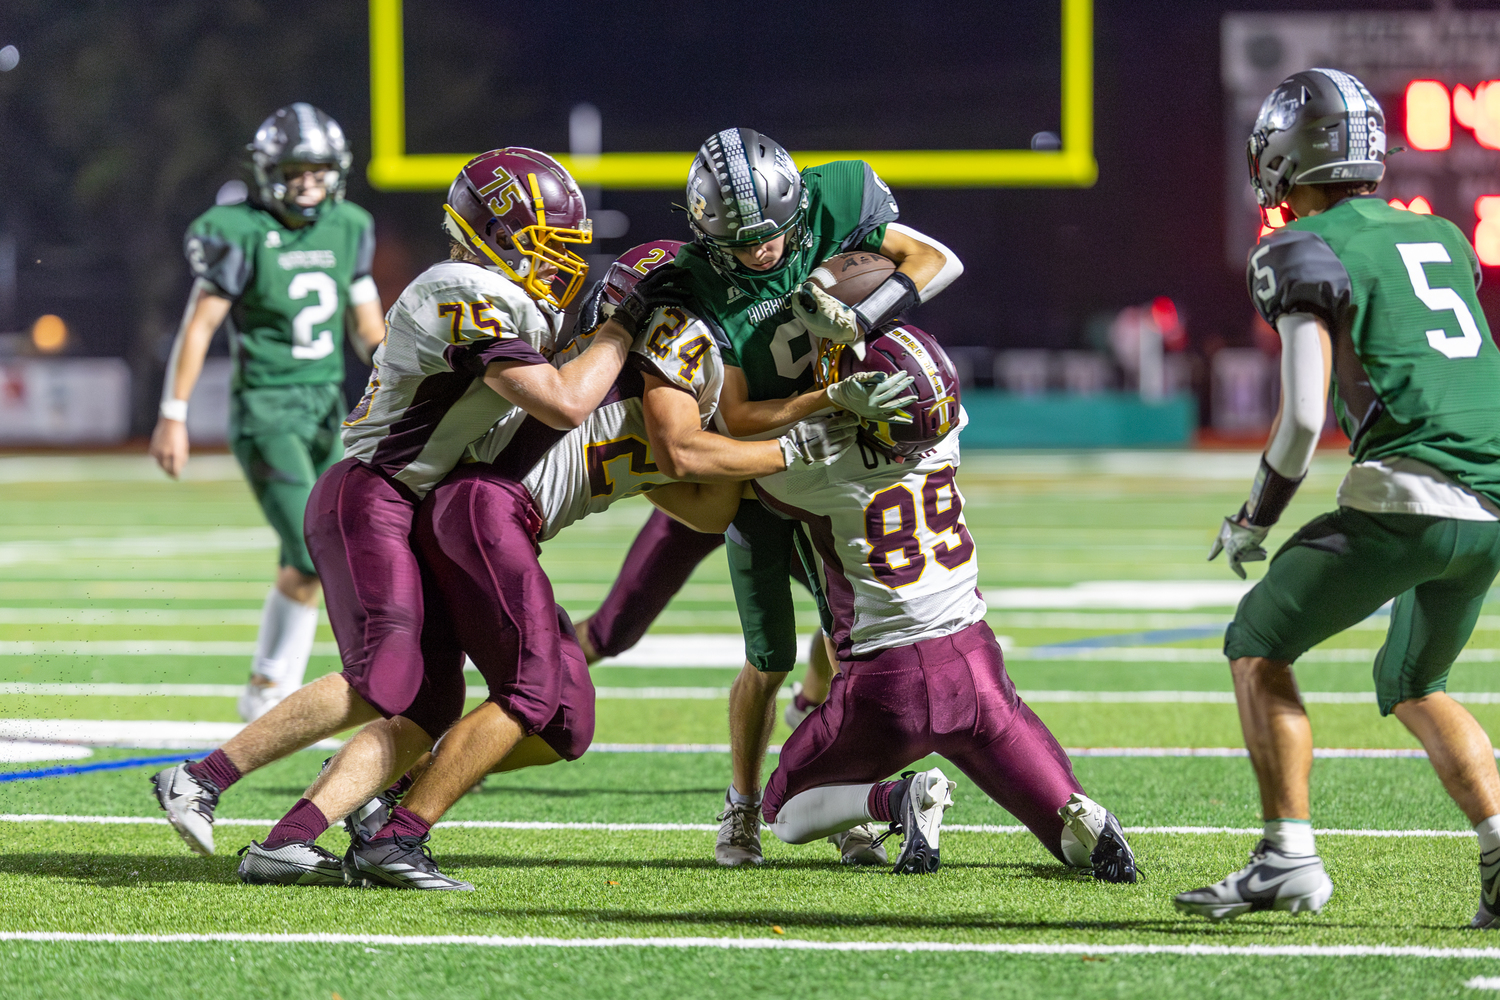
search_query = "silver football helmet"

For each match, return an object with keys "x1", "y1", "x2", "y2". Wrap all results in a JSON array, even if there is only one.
[
  {"x1": 246, "y1": 103, "x2": 353, "y2": 226},
  {"x1": 686, "y1": 128, "x2": 808, "y2": 275},
  {"x1": 1247, "y1": 68, "x2": 1387, "y2": 216}
]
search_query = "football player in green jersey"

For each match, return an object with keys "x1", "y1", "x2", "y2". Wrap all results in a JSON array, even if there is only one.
[
  {"x1": 1176, "y1": 69, "x2": 1500, "y2": 926},
  {"x1": 608, "y1": 128, "x2": 963, "y2": 865},
  {"x1": 149, "y1": 104, "x2": 387, "y2": 722}
]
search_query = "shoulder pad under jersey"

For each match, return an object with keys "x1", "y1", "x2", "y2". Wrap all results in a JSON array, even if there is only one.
[
  {"x1": 184, "y1": 208, "x2": 257, "y2": 299},
  {"x1": 633, "y1": 305, "x2": 721, "y2": 398},
  {"x1": 1246, "y1": 229, "x2": 1352, "y2": 328}
]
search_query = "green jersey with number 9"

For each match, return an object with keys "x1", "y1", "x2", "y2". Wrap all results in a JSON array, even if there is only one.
[
  {"x1": 669, "y1": 160, "x2": 898, "y2": 401},
  {"x1": 1248, "y1": 196, "x2": 1500, "y2": 503},
  {"x1": 184, "y1": 199, "x2": 376, "y2": 390}
]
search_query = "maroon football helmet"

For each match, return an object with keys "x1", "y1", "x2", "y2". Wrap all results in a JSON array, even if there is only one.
[
  {"x1": 442, "y1": 148, "x2": 593, "y2": 308},
  {"x1": 602, "y1": 240, "x2": 686, "y2": 307},
  {"x1": 824, "y1": 324, "x2": 961, "y2": 461}
]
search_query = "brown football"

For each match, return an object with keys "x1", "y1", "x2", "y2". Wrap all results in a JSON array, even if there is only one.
[{"x1": 806, "y1": 251, "x2": 896, "y2": 306}]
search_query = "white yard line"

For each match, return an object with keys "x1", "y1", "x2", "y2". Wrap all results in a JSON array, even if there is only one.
[
  {"x1": 0, "y1": 814, "x2": 1477, "y2": 838},
  {"x1": 0, "y1": 528, "x2": 276, "y2": 567},
  {"x1": 14, "y1": 683, "x2": 1500, "y2": 707},
  {"x1": 0, "y1": 720, "x2": 341, "y2": 750},
  {"x1": 0, "y1": 641, "x2": 339, "y2": 656},
  {"x1": 0, "y1": 454, "x2": 244, "y2": 483},
  {"x1": 0, "y1": 609, "x2": 267, "y2": 625},
  {"x1": 0, "y1": 723, "x2": 1462, "y2": 759},
  {"x1": 2, "y1": 930, "x2": 1499, "y2": 959}
]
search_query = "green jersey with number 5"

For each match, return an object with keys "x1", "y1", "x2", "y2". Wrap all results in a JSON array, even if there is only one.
[
  {"x1": 668, "y1": 160, "x2": 898, "y2": 401},
  {"x1": 184, "y1": 199, "x2": 376, "y2": 390},
  {"x1": 1248, "y1": 196, "x2": 1500, "y2": 502}
]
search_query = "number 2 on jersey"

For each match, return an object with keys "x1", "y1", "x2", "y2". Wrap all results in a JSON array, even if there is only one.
[
  {"x1": 864, "y1": 465, "x2": 975, "y2": 587},
  {"x1": 1396, "y1": 242, "x2": 1484, "y2": 359},
  {"x1": 288, "y1": 271, "x2": 338, "y2": 360}
]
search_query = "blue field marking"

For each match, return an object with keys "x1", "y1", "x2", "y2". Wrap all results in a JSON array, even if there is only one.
[
  {"x1": 1035, "y1": 625, "x2": 1228, "y2": 651},
  {"x1": 0, "y1": 753, "x2": 200, "y2": 783}
]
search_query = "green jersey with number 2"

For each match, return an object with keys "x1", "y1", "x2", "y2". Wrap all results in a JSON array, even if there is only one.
[
  {"x1": 185, "y1": 199, "x2": 376, "y2": 390},
  {"x1": 670, "y1": 160, "x2": 898, "y2": 401},
  {"x1": 1248, "y1": 196, "x2": 1500, "y2": 503}
]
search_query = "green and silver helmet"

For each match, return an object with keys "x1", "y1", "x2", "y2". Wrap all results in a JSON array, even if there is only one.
[
  {"x1": 246, "y1": 103, "x2": 353, "y2": 227},
  {"x1": 1247, "y1": 68, "x2": 1387, "y2": 216},
  {"x1": 685, "y1": 128, "x2": 808, "y2": 274}
]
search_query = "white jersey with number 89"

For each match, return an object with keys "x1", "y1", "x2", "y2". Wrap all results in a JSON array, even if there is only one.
[{"x1": 754, "y1": 408, "x2": 984, "y2": 658}]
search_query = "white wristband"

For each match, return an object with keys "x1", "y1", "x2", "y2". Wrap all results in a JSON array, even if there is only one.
[{"x1": 159, "y1": 399, "x2": 188, "y2": 422}]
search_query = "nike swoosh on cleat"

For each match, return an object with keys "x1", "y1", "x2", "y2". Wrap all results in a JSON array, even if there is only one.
[
  {"x1": 1244, "y1": 862, "x2": 1321, "y2": 895},
  {"x1": 1484, "y1": 880, "x2": 1500, "y2": 907}
]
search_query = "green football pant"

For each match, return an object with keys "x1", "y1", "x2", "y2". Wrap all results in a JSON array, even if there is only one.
[
  {"x1": 1224, "y1": 507, "x2": 1500, "y2": 715},
  {"x1": 725, "y1": 498, "x2": 828, "y2": 674},
  {"x1": 229, "y1": 384, "x2": 345, "y2": 577}
]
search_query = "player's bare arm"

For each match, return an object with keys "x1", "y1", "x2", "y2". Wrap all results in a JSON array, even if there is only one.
[
  {"x1": 645, "y1": 480, "x2": 742, "y2": 534},
  {"x1": 149, "y1": 281, "x2": 233, "y2": 479},
  {"x1": 482, "y1": 319, "x2": 633, "y2": 430},
  {"x1": 715, "y1": 364, "x2": 912, "y2": 439},
  {"x1": 643, "y1": 373, "x2": 787, "y2": 480},
  {"x1": 876, "y1": 223, "x2": 961, "y2": 297},
  {"x1": 794, "y1": 223, "x2": 964, "y2": 346},
  {"x1": 347, "y1": 298, "x2": 385, "y2": 365}
]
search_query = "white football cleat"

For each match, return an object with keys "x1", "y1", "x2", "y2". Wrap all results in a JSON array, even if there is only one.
[
  {"x1": 783, "y1": 681, "x2": 813, "y2": 730},
  {"x1": 1473, "y1": 845, "x2": 1500, "y2": 929},
  {"x1": 1058, "y1": 792, "x2": 1138, "y2": 883},
  {"x1": 889, "y1": 768, "x2": 956, "y2": 874},
  {"x1": 1175, "y1": 840, "x2": 1333, "y2": 922},
  {"x1": 236, "y1": 677, "x2": 285, "y2": 723},
  {"x1": 236, "y1": 840, "x2": 347, "y2": 886},
  {"x1": 151, "y1": 762, "x2": 220, "y2": 856},
  {"x1": 829, "y1": 823, "x2": 889, "y2": 866}
]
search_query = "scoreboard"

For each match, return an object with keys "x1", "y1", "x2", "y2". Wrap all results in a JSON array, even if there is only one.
[{"x1": 1222, "y1": 12, "x2": 1500, "y2": 268}]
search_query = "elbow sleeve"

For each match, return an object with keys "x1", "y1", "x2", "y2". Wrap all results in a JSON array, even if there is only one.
[
  {"x1": 886, "y1": 222, "x2": 963, "y2": 302},
  {"x1": 1265, "y1": 313, "x2": 1324, "y2": 480}
]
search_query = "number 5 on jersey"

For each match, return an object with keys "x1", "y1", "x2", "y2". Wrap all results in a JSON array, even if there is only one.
[
  {"x1": 864, "y1": 466, "x2": 975, "y2": 587},
  {"x1": 1396, "y1": 242, "x2": 1484, "y2": 359}
]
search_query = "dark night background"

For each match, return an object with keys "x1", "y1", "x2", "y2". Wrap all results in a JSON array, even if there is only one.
[{"x1": 0, "y1": 0, "x2": 1495, "y2": 432}]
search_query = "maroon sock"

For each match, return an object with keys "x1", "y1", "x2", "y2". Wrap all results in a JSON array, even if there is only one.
[
  {"x1": 374, "y1": 805, "x2": 431, "y2": 841},
  {"x1": 389, "y1": 772, "x2": 415, "y2": 798},
  {"x1": 261, "y1": 798, "x2": 329, "y2": 850},
  {"x1": 793, "y1": 691, "x2": 815, "y2": 712},
  {"x1": 867, "y1": 781, "x2": 901, "y2": 823},
  {"x1": 186, "y1": 749, "x2": 241, "y2": 792}
]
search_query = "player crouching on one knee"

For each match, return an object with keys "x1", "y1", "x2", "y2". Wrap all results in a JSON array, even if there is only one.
[
  {"x1": 324, "y1": 244, "x2": 918, "y2": 890},
  {"x1": 153, "y1": 149, "x2": 641, "y2": 883},
  {"x1": 752, "y1": 321, "x2": 1137, "y2": 881},
  {"x1": 1176, "y1": 68, "x2": 1500, "y2": 925}
]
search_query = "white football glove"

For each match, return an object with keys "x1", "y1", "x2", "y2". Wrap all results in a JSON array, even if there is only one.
[
  {"x1": 778, "y1": 411, "x2": 860, "y2": 467},
  {"x1": 826, "y1": 371, "x2": 918, "y2": 424},
  {"x1": 1208, "y1": 509, "x2": 1270, "y2": 580},
  {"x1": 792, "y1": 281, "x2": 862, "y2": 345}
]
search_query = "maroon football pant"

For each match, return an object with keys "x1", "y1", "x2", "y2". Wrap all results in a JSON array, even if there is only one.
[
  {"x1": 304, "y1": 458, "x2": 466, "y2": 741},
  {"x1": 762, "y1": 621, "x2": 1083, "y2": 862},
  {"x1": 413, "y1": 464, "x2": 594, "y2": 761},
  {"x1": 586, "y1": 508, "x2": 726, "y2": 658}
]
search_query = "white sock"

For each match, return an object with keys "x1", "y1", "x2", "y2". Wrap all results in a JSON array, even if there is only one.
[
  {"x1": 727, "y1": 784, "x2": 759, "y2": 808},
  {"x1": 1264, "y1": 818, "x2": 1316, "y2": 856},
  {"x1": 250, "y1": 587, "x2": 320, "y2": 689},
  {"x1": 1475, "y1": 814, "x2": 1500, "y2": 855},
  {"x1": 765, "y1": 783, "x2": 875, "y2": 845}
]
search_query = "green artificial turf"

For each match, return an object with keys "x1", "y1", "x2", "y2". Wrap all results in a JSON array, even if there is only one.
[{"x1": 7, "y1": 452, "x2": 1500, "y2": 999}]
